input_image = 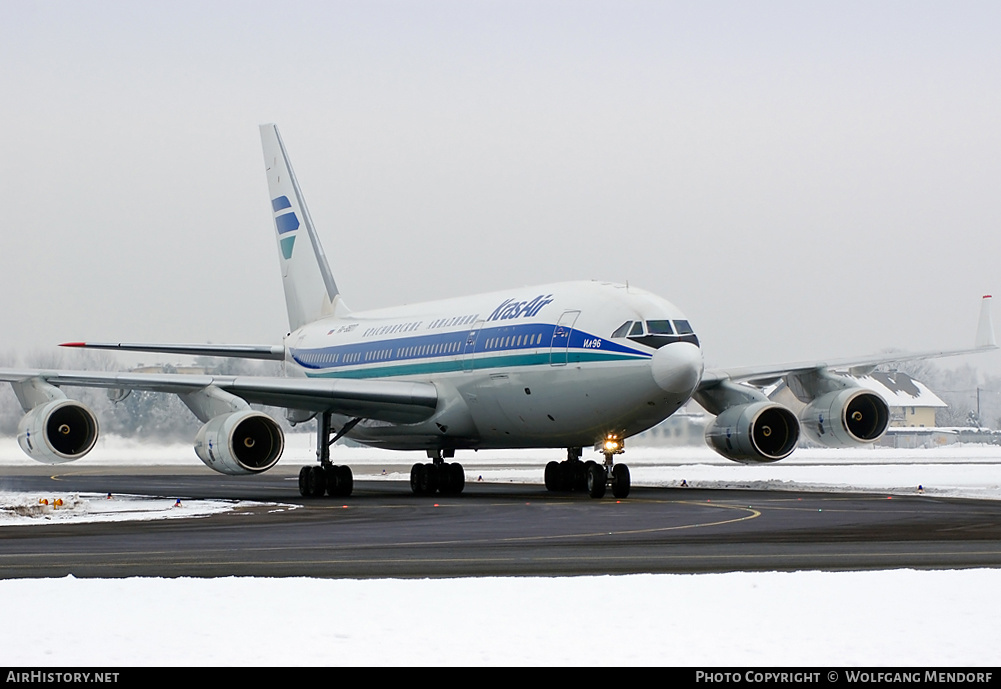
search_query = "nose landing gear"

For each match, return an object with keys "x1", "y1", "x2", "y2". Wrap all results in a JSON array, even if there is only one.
[{"x1": 545, "y1": 437, "x2": 631, "y2": 499}]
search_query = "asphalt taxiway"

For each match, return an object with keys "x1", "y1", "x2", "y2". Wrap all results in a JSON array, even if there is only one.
[{"x1": 2, "y1": 465, "x2": 1001, "y2": 578}]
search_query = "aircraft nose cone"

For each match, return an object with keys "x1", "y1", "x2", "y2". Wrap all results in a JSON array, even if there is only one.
[{"x1": 651, "y1": 342, "x2": 703, "y2": 395}]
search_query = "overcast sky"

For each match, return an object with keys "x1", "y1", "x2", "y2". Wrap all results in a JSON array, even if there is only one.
[{"x1": 3, "y1": 1, "x2": 1000, "y2": 375}]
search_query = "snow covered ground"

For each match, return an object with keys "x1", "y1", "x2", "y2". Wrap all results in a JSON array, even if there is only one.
[{"x1": 2, "y1": 436, "x2": 1000, "y2": 666}]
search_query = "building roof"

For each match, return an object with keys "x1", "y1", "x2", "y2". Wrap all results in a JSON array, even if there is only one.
[
  {"x1": 842, "y1": 372, "x2": 946, "y2": 408},
  {"x1": 766, "y1": 371, "x2": 947, "y2": 409}
]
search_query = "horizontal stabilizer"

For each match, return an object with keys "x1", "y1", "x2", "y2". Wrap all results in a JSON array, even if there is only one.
[{"x1": 60, "y1": 342, "x2": 285, "y2": 361}]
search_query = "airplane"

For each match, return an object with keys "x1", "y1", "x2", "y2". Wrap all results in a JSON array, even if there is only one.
[{"x1": 1, "y1": 124, "x2": 997, "y2": 500}]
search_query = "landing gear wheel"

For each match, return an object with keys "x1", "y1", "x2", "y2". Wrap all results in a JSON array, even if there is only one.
[
  {"x1": 438, "y1": 462, "x2": 454, "y2": 495},
  {"x1": 305, "y1": 465, "x2": 327, "y2": 497},
  {"x1": 298, "y1": 466, "x2": 311, "y2": 497},
  {"x1": 582, "y1": 460, "x2": 598, "y2": 492},
  {"x1": 410, "y1": 461, "x2": 465, "y2": 496},
  {"x1": 323, "y1": 465, "x2": 340, "y2": 496},
  {"x1": 611, "y1": 464, "x2": 631, "y2": 499},
  {"x1": 419, "y1": 462, "x2": 439, "y2": 494},
  {"x1": 339, "y1": 465, "x2": 354, "y2": 497},
  {"x1": 545, "y1": 461, "x2": 560, "y2": 491},
  {"x1": 325, "y1": 465, "x2": 353, "y2": 497},
  {"x1": 587, "y1": 464, "x2": 607, "y2": 499},
  {"x1": 447, "y1": 462, "x2": 465, "y2": 496},
  {"x1": 410, "y1": 463, "x2": 425, "y2": 495},
  {"x1": 572, "y1": 461, "x2": 588, "y2": 491},
  {"x1": 411, "y1": 462, "x2": 438, "y2": 495},
  {"x1": 557, "y1": 460, "x2": 580, "y2": 492}
]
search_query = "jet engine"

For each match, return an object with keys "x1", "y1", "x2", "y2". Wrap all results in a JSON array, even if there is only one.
[
  {"x1": 799, "y1": 388, "x2": 890, "y2": 447},
  {"x1": 194, "y1": 410, "x2": 284, "y2": 475},
  {"x1": 17, "y1": 399, "x2": 100, "y2": 464},
  {"x1": 704, "y1": 401, "x2": 799, "y2": 464}
]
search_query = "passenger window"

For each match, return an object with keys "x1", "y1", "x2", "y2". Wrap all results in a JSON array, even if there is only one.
[
  {"x1": 646, "y1": 320, "x2": 674, "y2": 335},
  {"x1": 611, "y1": 322, "x2": 631, "y2": 338},
  {"x1": 674, "y1": 320, "x2": 694, "y2": 335},
  {"x1": 628, "y1": 322, "x2": 644, "y2": 337}
]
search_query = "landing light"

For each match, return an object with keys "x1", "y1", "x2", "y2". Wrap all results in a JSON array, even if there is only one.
[{"x1": 599, "y1": 433, "x2": 624, "y2": 455}]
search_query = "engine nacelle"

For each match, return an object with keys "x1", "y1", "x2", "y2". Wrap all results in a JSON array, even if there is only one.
[
  {"x1": 194, "y1": 410, "x2": 284, "y2": 475},
  {"x1": 799, "y1": 389, "x2": 889, "y2": 448},
  {"x1": 705, "y1": 401, "x2": 800, "y2": 464},
  {"x1": 17, "y1": 399, "x2": 100, "y2": 464}
]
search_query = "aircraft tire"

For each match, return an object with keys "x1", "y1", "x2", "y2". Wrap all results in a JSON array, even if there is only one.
[
  {"x1": 328, "y1": 465, "x2": 353, "y2": 497},
  {"x1": 448, "y1": 462, "x2": 465, "y2": 495},
  {"x1": 438, "y1": 463, "x2": 454, "y2": 495},
  {"x1": 545, "y1": 461, "x2": 559, "y2": 491},
  {"x1": 611, "y1": 464, "x2": 631, "y2": 499},
  {"x1": 559, "y1": 461, "x2": 574, "y2": 492},
  {"x1": 410, "y1": 463, "x2": 425, "y2": 495},
  {"x1": 298, "y1": 466, "x2": 311, "y2": 497},
  {"x1": 323, "y1": 465, "x2": 341, "y2": 496},
  {"x1": 419, "y1": 463, "x2": 438, "y2": 495},
  {"x1": 587, "y1": 464, "x2": 606, "y2": 499},
  {"x1": 307, "y1": 465, "x2": 327, "y2": 497}
]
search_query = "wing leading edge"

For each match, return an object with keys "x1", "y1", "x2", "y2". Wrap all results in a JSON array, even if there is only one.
[{"x1": 0, "y1": 369, "x2": 437, "y2": 424}]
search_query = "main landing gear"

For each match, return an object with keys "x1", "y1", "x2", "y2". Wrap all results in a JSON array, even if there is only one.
[
  {"x1": 410, "y1": 449, "x2": 465, "y2": 497},
  {"x1": 298, "y1": 412, "x2": 357, "y2": 498},
  {"x1": 544, "y1": 441, "x2": 631, "y2": 499}
]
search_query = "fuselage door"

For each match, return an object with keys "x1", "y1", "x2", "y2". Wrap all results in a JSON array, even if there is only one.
[
  {"x1": 463, "y1": 319, "x2": 485, "y2": 372},
  {"x1": 549, "y1": 310, "x2": 581, "y2": 366}
]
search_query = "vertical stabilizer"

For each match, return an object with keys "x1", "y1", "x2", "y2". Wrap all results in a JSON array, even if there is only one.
[
  {"x1": 260, "y1": 124, "x2": 348, "y2": 330},
  {"x1": 976, "y1": 295, "x2": 996, "y2": 349}
]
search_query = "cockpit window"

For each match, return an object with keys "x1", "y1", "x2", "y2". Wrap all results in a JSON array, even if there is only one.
[
  {"x1": 611, "y1": 321, "x2": 631, "y2": 339},
  {"x1": 646, "y1": 320, "x2": 674, "y2": 335},
  {"x1": 673, "y1": 320, "x2": 694, "y2": 335},
  {"x1": 628, "y1": 321, "x2": 645, "y2": 337}
]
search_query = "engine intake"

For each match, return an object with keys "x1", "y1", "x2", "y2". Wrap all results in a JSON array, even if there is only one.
[
  {"x1": 194, "y1": 410, "x2": 284, "y2": 475},
  {"x1": 705, "y1": 401, "x2": 799, "y2": 464},
  {"x1": 17, "y1": 399, "x2": 100, "y2": 464},
  {"x1": 799, "y1": 389, "x2": 890, "y2": 447}
]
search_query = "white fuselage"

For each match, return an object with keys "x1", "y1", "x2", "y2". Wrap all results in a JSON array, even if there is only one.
[{"x1": 285, "y1": 280, "x2": 704, "y2": 451}]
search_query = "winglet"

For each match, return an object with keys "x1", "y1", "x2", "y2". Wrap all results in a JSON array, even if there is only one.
[{"x1": 976, "y1": 295, "x2": 996, "y2": 349}]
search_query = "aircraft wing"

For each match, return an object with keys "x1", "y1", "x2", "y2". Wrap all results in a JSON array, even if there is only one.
[
  {"x1": 700, "y1": 295, "x2": 999, "y2": 389},
  {"x1": 701, "y1": 343, "x2": 999, "y2": 389},
  {"x1": 0, "y1": 369, "x2": 438, "y2": 424},
  {"x1": 58, "y1": 342, "x2": 286, "y2": 360}
]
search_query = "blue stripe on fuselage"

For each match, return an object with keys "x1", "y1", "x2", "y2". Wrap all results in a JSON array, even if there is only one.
[
  {"x1": 289, "y1": 323, "x2": 649, "y2": 374},
  {"x1": 304, "y1": 350, "x2": 647, "y2": 379}
]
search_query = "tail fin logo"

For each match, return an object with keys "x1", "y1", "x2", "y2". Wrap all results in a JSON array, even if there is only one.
[{"x1": 272, "y1": 196, "x2": 299, "y2": 259}]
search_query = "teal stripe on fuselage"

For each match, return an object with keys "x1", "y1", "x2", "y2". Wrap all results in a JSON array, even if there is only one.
[
  {"x1": 303, "y1": 350, "x2": 648, "y2": 379},
  {"x1": 291, "y1": 323, "x2": 648, "y2": 372}
]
